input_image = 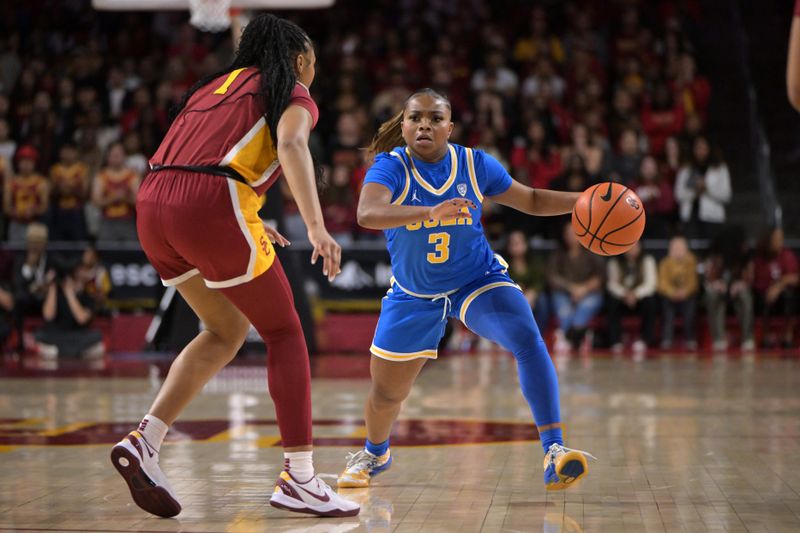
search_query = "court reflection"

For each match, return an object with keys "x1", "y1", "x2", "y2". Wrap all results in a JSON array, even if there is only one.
[{"x1": 544, "y1": 509, "x2": 584, "y2": 533}]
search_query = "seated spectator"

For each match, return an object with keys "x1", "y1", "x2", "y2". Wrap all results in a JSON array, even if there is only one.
[
  {"x1": 49, "y1": 142, "x2": 90, "y2": 241},
  {"x1": 3, "y1": 145, "x2": 49, "y2": 243},
  {"x1": 671, "y1": 53, "x2": 711, "y2": 122},
  {"x1": 76, "y1": 242, "x2": 112, "y2": 311},
  {"x1": 471, "y1": 49, "x2": 519, "y2": 98},
  {"x1": 674, "y1": 135, "x2": 731, "y2": 241},
  {"x1": 547, "y1": 222, "x2": 605, "y2": 352},
  {"x1": 658, "y1": 235, "x2": 699, "y2": 350},
  {"x1": 521, "y1": 58, "x2": 566, "y2": 102},
  {"x1": 704, "y1": 227, "x2": 754, "y2": 352},
  {"x1": 641, "y1": 82, "x2": 685, "y2": 155},
  {"x1": 510, "y1": 120, "x2": 562, "y2": 190},
  {"x1": 610, "y1": 128, "x2": 643, "y2": 186},
  {"x1": 12, "y1": 223, "x2": 50, "y2": 352},
  {"x1": 122, "y1": 131, "x2": 149, "y2": 176},
  {"x1": 606, "y1": 241, "x2": 658, "y2": 353},
  {"x1": 0, "y1": 118, "x2": 16, "y2": 164},
  {"x1": 752, "y1": 228, "x2": 798, "y2": 349},
  {"x1": 506, "y1": 230, "x2": 548, "y2": 332},
  {"x1": 632, "y1": 155, "x2": 675, "y2": 238},
  {"x1": 91, "y1": 142, "x2": 140, "y2": 242},
  {"x1": 321, "y1": 163, "x2": 357, "y2": 245},
  {"x1": 34, "y1": 254, "x2": 104, "y2": 362}
]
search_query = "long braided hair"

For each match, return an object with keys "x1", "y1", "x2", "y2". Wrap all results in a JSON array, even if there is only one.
[
  {"x1": 366, "y1": 88, "x2": 451, "y2": 162},
  {"x1": 173, "y1": 14, "x2": 311, "y2": 151}
]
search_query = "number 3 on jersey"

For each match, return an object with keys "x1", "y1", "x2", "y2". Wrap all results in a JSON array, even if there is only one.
[{"x1": 427, "y1": 232, "x2": 450, "y2": 264}]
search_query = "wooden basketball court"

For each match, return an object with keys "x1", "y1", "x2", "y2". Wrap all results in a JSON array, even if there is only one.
[{"x1": 2, "y1": 351, "x2": 799, "y2": 532}]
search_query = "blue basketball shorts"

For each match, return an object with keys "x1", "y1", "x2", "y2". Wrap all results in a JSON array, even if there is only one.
[{"x1": 369, "y1": 272, "x2": 521, "y2": 361}]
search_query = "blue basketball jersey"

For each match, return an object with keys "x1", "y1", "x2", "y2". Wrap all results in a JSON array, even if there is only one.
[{"x1": 364, "y1": 143, "x2": 513, "y2": 294}]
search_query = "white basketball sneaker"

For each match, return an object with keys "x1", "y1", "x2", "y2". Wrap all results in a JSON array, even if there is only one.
[
  {"x1": 110, "y1": 430, "x2": 181, "y2": 517},
  {"x1": 270, "y1": 470, "x2": 360, "y2": 517}
]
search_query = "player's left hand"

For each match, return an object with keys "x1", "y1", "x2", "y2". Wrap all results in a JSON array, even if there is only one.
[{"x1": 263, "y1": 224, "x2": 290, "y2": 247}]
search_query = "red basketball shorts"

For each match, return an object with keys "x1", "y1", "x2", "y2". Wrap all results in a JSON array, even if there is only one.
[{"x1": 136, "y1": 170, "x2": 276, "y2": 288}]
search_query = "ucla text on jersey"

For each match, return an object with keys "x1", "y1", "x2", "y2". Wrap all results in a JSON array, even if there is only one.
[{"x1": 363, "y1": 143, "x2": 513, "y2": 295}]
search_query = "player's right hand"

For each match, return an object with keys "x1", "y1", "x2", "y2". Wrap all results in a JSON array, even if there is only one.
[
  {"x1": 308, "y1": 225, "x2": 342, "y2": 283},
  {"x1": 428, "y1": 198, "x2": 476, "y2": 222}
]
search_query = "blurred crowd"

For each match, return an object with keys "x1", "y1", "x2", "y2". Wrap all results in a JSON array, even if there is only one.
[{"x1": 0, "y1": 0, "x2": 796, "y2": 356}]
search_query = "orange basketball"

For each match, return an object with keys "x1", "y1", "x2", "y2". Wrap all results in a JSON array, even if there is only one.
[{"x1": 571, "y1": 182, "x2": 646, "y2": 256}]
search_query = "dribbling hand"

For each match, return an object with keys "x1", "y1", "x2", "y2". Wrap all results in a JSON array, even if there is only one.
[
  {"x1": 308, "y1": 226, "x2": 342, "y2": 283},
  {"x1": 428, "y1": 198, "x2": 476, "y2": 222}
]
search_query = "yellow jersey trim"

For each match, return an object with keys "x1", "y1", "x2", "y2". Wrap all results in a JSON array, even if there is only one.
[
  {"x1": 370, "y1": 344, "x2": 438, "y2": 361},
  {"x1": 388, "y1": 152, "x2": 411, "y2": 205},
  {"x1": 458, "y1": 281, "x2": 521, "y2": 323},
  {"x1": 465, "y1": 147, "x2": 483, "y2": 202},
  {"x1": 404, "y1": 144, "x2": 458, "y2": 196}
]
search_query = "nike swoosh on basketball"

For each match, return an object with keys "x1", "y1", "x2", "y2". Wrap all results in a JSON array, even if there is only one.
[
  {"x1": 295, "y1": 482, "x2": 331, "y2": 502},
  {"x1": 600, "y1": 183, "x2": 614, "y2": 201}
]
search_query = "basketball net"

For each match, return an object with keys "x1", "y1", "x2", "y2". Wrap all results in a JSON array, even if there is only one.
[{"x1": 188, "y1": 0, "x2": 232, "y2": 32}]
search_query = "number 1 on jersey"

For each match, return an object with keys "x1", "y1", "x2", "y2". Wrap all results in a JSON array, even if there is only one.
[{"x1": 427, "y1": 232, "x2": 451, "y2": 264}]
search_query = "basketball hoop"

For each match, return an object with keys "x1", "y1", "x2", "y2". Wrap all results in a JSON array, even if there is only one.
[{"x1": 188, "y1": 0, "x2": 232, "y2": 32}]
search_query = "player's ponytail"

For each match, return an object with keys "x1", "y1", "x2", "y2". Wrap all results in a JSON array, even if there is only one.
[
  {"x1": 367, "y1": 110, "x2": 404, "y2": 162},
  {"x1": 366, "y1": 88, "x2": 452, "y2": 163}
]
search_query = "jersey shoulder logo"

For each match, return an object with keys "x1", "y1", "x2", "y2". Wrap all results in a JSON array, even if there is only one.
[{"x1": 457, "y1": 183, "x2": 467, "y2": 197}]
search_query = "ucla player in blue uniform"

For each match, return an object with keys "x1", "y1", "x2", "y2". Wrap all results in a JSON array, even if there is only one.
[{"x1": 338, "y1": 89, "x2": 595, "y2": 491}]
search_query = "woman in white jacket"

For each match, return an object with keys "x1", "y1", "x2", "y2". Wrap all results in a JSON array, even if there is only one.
[{"x1": 674, "y1": 135, "x2": 731, "y2": 240}]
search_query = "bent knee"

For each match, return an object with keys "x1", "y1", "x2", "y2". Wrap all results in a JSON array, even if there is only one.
[
  {"x1": 205, "y1": 314, "x2": 250, "y2": 349},
  {"x1": 370, "y1": 382, "x2": 411, "y2": 407}
]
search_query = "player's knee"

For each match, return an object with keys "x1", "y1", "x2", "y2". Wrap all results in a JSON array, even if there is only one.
[
  {"x1": 370, "y1": 381, "x2": 410, "y2": 409},
  {"x1": 206, "y1": 313, "x2": 250, "y2": 352}
]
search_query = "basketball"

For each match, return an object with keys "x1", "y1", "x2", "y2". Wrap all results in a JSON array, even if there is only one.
[{"x1": 571, "y1": 182, "x2": 646, "y2": 256}]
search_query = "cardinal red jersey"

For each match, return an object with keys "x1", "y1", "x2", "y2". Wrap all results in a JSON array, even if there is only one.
[
  {"x1": 50, "y1": 162, "x2": 89, "y2": 210},
  {"x1": 97, "y1": 168, "x2": 137, "y2": 219},
  {"x1": 150, "y1": 68, "x2": 319, "y2": 197},
  {"x1": 8, "y1": 175, "x2": 47, "y2": 223}
]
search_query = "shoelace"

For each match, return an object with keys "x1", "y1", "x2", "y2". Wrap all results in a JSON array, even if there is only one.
[
  {"x1": 345, "y1": 450, "x2": 380, "y2": 470},
  {"x1": 547, "y1": 444, "x2": 598, "y2": 464}
]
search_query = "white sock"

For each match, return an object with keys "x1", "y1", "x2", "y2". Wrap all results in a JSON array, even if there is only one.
[
  {"x1": 137, "y1": 414, "x2": 168, "y2": 452},
  {"x1": 284, "y1": 451, "x2": 314, "y2": 483}
]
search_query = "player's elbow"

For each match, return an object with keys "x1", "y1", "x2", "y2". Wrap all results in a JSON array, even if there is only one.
[
  {"x1": 276, "y1": 135, "x2": 307, "y2": 153},
  {"x1": 356, "y1": 206, "x2": 374, "y2": 229}
]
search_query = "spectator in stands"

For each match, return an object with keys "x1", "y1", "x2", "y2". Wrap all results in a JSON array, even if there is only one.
[
  {"x1": 704, "y1": 226, "x2": 754, "y2": 352},
  {"x1": 753, "y1": 228, "x2": 798, "y2": 349},
  {"x1": 76, "y1": 242, "x2": 112, "y2": 312},
  {"x1": 513, "y1": 6, "x2": 566, "y2": 65},
  {"x1": 4, "y1": 145, "x2": 49, "y2": 243},
  {"x1": 563, "y1": 123, "x2": 608, "y2": 179},
  {"x1": 633, "y1": 155, "x2": 675, "y2": 238},
  {"x1": 521, "y1": 58, "x2": 566, "y2": 102},
  {"x1": 49, "y1": 142, "x2": 90, "y2": 241},
  {"x1": 671, "y1": 53, "x2": 711, "y2": 122},
  {"x1": 547, "y1": 222, "x2": 605, "y2": 352},
  {"x1": 321, "y1": 163, "x2": 357, "y2": 245},
  {"x1": 91, "y1": 142, "x2": 140, "y2": 242},
  {"x1": 122, "y1": 132, "x2": 149, "y2": 176},
  {"x1": 610, "y1": 128, "x2": 643, "y2": 186},
  {"x1": 0, "y1": 118, "x2": 16, "y2": 164},
  {"x1": 471, "y1": 49, "x2": 519, "y2": 98},
  {"x1": 506, "y1": 230, "x2": 548, "y2": 332},
  {"x1": 674, "y1": 135, "x2": 731, "y2": 241},
  {"x1": 641, "y1": 82, "x2": 685, "y2": 155},
  {"x1": 511, "y1": 120, "x2": 562, "y2": 191},
  {"x1": 34, "y1": 254, "x2": 104, "y2": 362},
  {"x1": 606, "y1": 241, "x2": 658, "y2": 353},
  {"x1": 12, "y1": 223, "x2": 49, "y2": 352},
  {"x1": 658, "y1": 235, "x2": 699, "y2": 350}
]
